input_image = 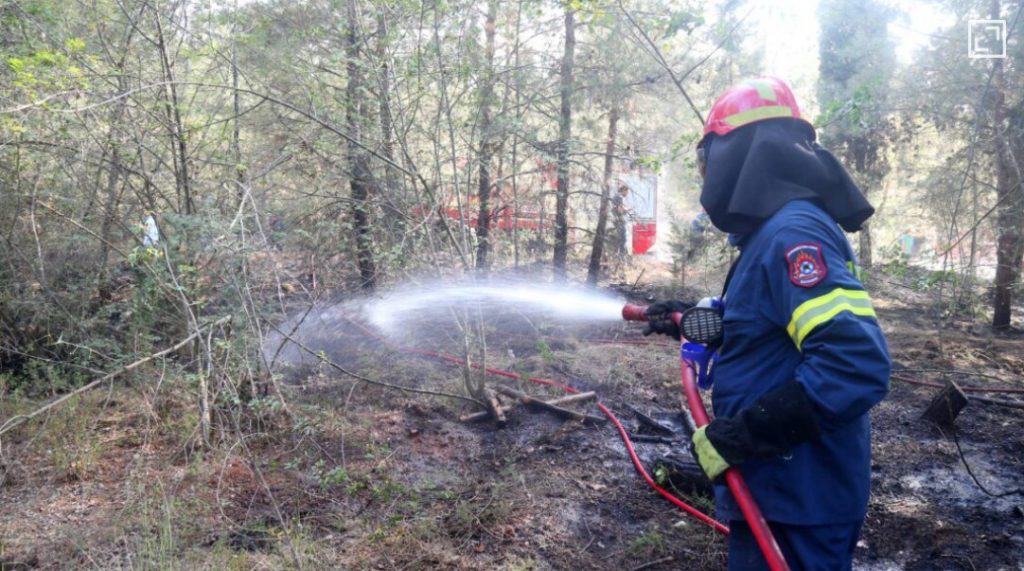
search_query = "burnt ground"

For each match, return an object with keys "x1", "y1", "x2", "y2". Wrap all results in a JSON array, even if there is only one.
[{"x1": 1, "y1": 270, "x2": 1023, "y2": 570}]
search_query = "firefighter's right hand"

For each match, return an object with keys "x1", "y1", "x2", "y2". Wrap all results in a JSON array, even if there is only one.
[{"x1": 641, "y1": 300, "x2": 693, "y2": 340}]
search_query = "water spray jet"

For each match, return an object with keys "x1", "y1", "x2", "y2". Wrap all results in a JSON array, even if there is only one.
[{"x1": 364, "y1": 281, "x2": 628, "y2": 336}]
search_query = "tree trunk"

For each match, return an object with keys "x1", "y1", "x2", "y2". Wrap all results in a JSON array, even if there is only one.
[
  {"x1": 859, "y1": 221, "x2": 873, "y2": 268},
  {"x1": 99, "y1": 68, "x2": 133, "y2": 283},
  {"x1": 586, "y1": 106, "x2": 619, "y2": 285},
  {"x1": 475, "y1": 0, "x2": 498, "y2": 273},
  {"x1": 375, "y1": 9, "x2": 405, "y2": 241},
  {"x1": 154, "y1": 6, "x2": 193, "y2": 216},
  {"x1": 231, "y1": 0, "x2": 245, "y2": 205},
  {"x1": 510, "y1": 0, "x2": 524, "y2": 269},
  {"x1": 552, "y1": 8, "x2": 575, "y2": 280},
  {"x1": 511, "y1": 127, "x2": 520, "y2": 268},
  {"x1": 432, "y1": 3, "x2": 471, "y2": 264},
  {"x1": 347, "y1": 0, "x2": 377, "y2": 290},
  {"x1": 991, "y1": 0, "x2": 1023, "y2": 329}
]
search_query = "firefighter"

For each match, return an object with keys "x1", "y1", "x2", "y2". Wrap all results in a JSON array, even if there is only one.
[{"x1": 645, "y1": 77, "x2": 891, "y2": 570}]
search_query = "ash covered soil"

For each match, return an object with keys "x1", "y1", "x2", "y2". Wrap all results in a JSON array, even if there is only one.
[{"x1": 2, "y1": 272, "x2": 1023, "y2": 570}]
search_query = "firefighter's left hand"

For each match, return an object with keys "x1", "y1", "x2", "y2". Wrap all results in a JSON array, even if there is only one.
[
  {"x1": 690, "y1": 381, "x2": 823, "y2": 481},
  {"x1": 691, "y1": 425, "x2": 731, "y2": 480},
  {"x1": 642, "y1": 300, "x2": 694, "y2": 340}
]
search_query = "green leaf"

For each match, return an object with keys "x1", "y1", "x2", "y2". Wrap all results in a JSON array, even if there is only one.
[
  {"x1": 65, "y1": 38, "x2": 86, "y2": 53},
  {"x1": 7, "y1": 57, "x2": 25, "y2": 73},
  {"x1": 664, "y1": 10, "x2": 702, "y2": 37},
  {"x1": 33, "y1": 50, "x2": 58, "y2": 66}
]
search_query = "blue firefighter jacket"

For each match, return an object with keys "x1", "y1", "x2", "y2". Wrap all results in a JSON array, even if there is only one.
[{"x1": 711, "y1": 200, "x2": 891, "y2": 525}]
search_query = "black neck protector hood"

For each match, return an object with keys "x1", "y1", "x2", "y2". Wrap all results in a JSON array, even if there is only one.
[{"x1": 699, "y1": 119, "x2": 874, "y2": 234}]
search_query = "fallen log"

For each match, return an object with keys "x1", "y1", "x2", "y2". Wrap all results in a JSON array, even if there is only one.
[
  {"x1": 460, "y1": 391, "x2": 597, "y2": 423},
  {"x1": 967, "y1": 394, "x2": 1024, "y2": 410},
  {"x1": 493, "y1": 385, "x2": 605, "y2": 424}
]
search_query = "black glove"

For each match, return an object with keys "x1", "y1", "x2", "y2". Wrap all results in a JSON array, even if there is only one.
[
  {"x1": 691, "y1": 381, "x2": 822, "y2": 480},
  {"x1": 642, "y1": 300, "x2": 694, "y2": 340}
]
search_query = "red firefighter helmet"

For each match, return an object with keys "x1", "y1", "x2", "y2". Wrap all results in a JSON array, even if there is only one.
[{"x1": 702, "y1": 76, "x2": 808, "y2": 139}]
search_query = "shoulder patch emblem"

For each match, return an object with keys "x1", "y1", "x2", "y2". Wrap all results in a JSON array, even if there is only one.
[{"x1": 785, "y1": 242, "x2": 828, "y2": 288}]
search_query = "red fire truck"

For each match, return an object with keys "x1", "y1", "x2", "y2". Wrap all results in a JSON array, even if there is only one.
[{"x1": 414, "y1": 161, "x2": 657, "y2": 255}]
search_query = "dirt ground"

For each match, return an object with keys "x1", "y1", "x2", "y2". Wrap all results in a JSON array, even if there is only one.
[{"x1": 2, "y1": 267, "x2": 1023, "y2": 570}]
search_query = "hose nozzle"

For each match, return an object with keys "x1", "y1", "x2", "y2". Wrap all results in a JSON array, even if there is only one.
[{"x1": 621, "y1": 303, "x2": 649, "y2": 322}]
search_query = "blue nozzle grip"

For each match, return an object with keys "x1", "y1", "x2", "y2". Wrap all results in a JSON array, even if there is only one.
[{"x1": 681, "y1": 342, "x2": 716, "y2": 390}]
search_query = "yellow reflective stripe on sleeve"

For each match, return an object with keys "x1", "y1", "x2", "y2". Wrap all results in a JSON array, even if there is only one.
[
  {"x1": 744, "y1": 79, "x2": 778, "y2": 101},
  {"x1": 846, "y1": 260, "x2": 863, "y2": 282},
  {"x1": 723, "y1": 105, "x2": 796, "y2": 128},
  {"x1": 786, "y1": 288, "x2": 876, "y2": 350}
]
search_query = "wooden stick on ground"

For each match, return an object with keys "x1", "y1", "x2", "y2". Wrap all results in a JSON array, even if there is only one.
[
  {"x1": 484, "y1": 387, "x2": 507, "y2": 427},
  {"x1": 493, "y1": 385, "x2": 605, "y2": 424},
  {"x1": 460, "y1": 391, "x2": 596, "y2": 423}
]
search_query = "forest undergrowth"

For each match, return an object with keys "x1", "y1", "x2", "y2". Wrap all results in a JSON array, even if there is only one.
[{"x1": 1, "y1": 261, "x2": 1022, "y2": 571}]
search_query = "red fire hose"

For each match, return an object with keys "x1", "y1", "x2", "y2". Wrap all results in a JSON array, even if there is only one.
[{"x1": 623, "y1": 304, "x2": 791, "y2": 571}]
